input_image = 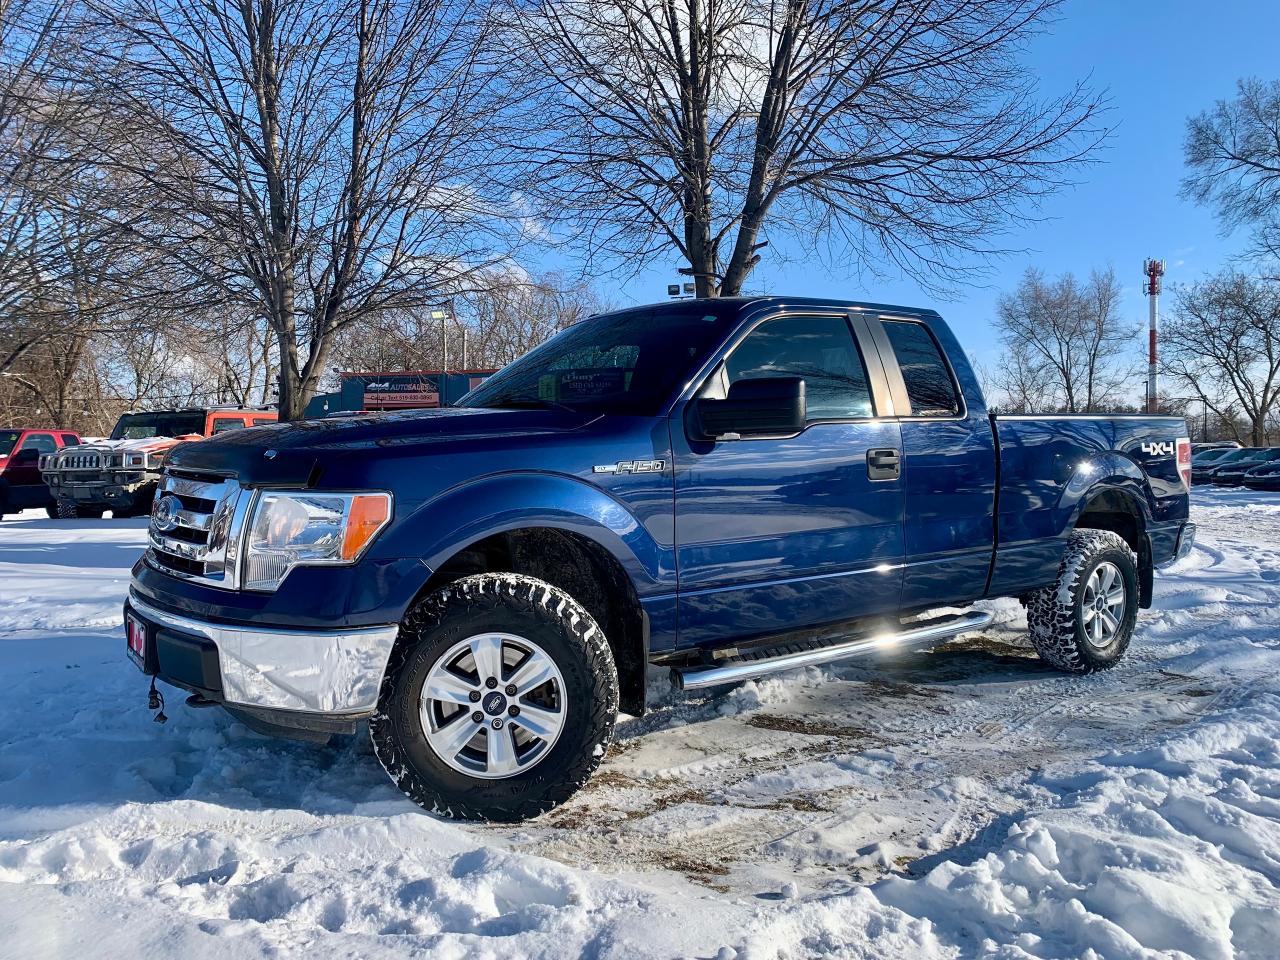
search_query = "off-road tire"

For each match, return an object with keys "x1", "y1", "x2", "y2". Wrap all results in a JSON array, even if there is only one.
[
  {"x1": 55, "y1": 499, "x2": 104, "y2": 519},
  {"x1": 45, "y1": 505, "x2": 57, "y2": 519},
  {"x1": 1027, "y1": 529, "x2": 1139, "y2": 673},
  {"x1": 371, "y1": 573, "x2": 619, "y2": 822}
]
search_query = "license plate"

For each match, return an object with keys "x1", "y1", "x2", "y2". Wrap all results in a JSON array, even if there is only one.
[{"x1": 126, "y1": 611, "x2": 148, "y2": 670}]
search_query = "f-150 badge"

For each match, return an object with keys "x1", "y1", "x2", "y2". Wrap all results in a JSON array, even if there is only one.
[{"x1": 593, "y1": 459, "x2": 666, "y2": 475}]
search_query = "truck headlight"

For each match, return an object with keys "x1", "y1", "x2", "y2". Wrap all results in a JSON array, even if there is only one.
[{"x1": 243, "y1": 490, "x2": 392, "y2": 591}]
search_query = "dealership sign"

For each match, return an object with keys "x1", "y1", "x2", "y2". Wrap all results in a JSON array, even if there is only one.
[{"x1": 359, "y1": 375, "x2": 440, "y2": 409}]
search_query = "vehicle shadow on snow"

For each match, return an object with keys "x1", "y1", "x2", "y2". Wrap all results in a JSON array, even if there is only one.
[
  {"x1": 0, "y1": 642, "x2": 404, "y2": 818},
  {"x1": 0, "y1": 541, "x2": 149, "y2": 569}
]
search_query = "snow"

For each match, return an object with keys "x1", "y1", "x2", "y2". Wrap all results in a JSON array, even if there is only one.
[{"x1": 2, "y1": 489, "x2": 1280, "y2": 958}]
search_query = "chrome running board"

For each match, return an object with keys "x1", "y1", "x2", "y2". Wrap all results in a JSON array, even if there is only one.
[{"x1": 670, "y1": 610, "x2": 994, "y2": 690}]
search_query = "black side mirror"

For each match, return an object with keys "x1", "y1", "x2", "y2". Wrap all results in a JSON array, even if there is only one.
[
  {"x1": 12, "y1": 448, "x2": 40, "y2": 464},
  {"x1": 693, "y1": 376, "x2": 806, "y2": 440}
]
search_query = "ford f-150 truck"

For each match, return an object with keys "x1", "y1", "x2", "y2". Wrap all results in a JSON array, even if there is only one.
[
  {"x1": 123, "y1": 298, "x2": 1194, "y2": 821},
  {"x1": 42, "y1": 406, "x2": 277, "y2": 518}
]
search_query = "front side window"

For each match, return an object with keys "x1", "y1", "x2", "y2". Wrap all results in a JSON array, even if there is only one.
[
  {"x1": 18, "y1": 433, "x2": 57, "y2": 453},
  {"x1": 881, "y1": 321, "x2": 961, "y2": 418},
  {"x1": 211, "y1": 418, "x2": 246, "y2": 433},
  {"x1": 724, "y1": 315, "x2": 874, "y2": 421}
]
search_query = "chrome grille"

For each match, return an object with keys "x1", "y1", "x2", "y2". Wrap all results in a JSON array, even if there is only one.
[
  {"x1": 59, "y1": 452, "x2": 102, "y2": 471},
  {"x1": 146, "y1": 469, "x2": 253, "y2": 589}
]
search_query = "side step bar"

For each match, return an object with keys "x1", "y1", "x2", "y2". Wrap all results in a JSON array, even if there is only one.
[{"x1": 670, "y1": 610, "x2": 994, "y2": 691}]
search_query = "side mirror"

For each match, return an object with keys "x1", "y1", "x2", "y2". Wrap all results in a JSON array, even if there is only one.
[
  {"x1": 12, "y1": 448, "x2": 40, "y2": 464},
  {"x1": 692, "y1": 376, "x2": 806, "y2": 440}
]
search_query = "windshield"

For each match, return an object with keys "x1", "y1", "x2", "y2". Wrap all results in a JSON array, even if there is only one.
[
  {"x1": 0, "y1": 430, "x2": 19, "y2": 456},
  {"x1": 459, "y1": 307, "x2": 737, "y2": 415},
  {"x1": 110, "y1": 412, "x2": 205, "y2": 440}
]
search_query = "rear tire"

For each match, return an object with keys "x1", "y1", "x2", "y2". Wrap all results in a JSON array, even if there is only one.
[
  {"x1": 371, "y1": 573, "x2": 619, "y2": 822},
  {"x1": 1027, "y1": 529, "x2": 1138, "y2": 673}
]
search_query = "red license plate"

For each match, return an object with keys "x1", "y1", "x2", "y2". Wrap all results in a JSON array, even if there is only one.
[{"x1": 126, "y1": 611, "x2": 148, "y2": 670}]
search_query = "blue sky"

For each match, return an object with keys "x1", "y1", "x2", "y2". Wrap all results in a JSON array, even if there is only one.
[{"x1": 585, "y1": 0, "x2": 1280, "y2": 401}]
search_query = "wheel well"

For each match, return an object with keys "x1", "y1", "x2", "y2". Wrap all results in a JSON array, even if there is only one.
[
  {"x1": 1076, "y1": 489, "x2": 1153, "y2": 607},
  {"x1": 418, "y1": 527, "x2": 648, "y2": 716}
]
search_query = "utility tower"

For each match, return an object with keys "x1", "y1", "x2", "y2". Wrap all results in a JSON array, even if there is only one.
[{"x1": 1143, "y1": 259, "x2": 1165, "y2": 414}]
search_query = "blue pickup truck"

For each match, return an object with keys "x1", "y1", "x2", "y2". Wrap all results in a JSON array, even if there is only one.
[{"x1": 124, "y1": 297, "x2": 1194, "y2": 820}]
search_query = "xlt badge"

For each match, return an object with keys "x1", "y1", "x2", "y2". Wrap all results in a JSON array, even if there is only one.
[{"x1": 593, "y1": 459, "x2": 666, "y2": 475}]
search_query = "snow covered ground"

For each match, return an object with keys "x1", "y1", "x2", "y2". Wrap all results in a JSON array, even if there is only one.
[{"x1": 1, "y1": 490, "x2": 1279, "y2": 959}]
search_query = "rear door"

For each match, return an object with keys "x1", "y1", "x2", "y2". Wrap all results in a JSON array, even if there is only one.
[
  {"x1": 671, "y1": 310, "x2": 905, "y2": 649},
  {"x1": 861, "y1": 316, "x2": 997, "y2": 611}
]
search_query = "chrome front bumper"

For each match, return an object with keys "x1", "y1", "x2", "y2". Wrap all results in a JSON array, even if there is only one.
[{"x1": 128, "y1": 593, "x2": 399, "y2": 715}]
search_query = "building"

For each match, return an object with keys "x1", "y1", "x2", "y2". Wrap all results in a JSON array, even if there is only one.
[{"x1": 303, "y1": 370, "x2": 496, "y2": 418}]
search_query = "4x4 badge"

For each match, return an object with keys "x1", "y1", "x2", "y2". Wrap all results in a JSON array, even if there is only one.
[
  {"x1": 1140, "y1": 441, "x2": 1174, "y2": 456},
  {"x1": 593, "y1": 459, "x2": 666, "y2": 475}
]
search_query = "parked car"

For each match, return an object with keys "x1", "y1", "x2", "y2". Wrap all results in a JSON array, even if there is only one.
[
  {"x1": 1192, "y1": 447, "x2": 1235, "y2": 464},
  {"x1": 1192, "y1": 447, "x2": 1260, "y2": 484},
  {"x1": 0, "y1": 428, "x2": 81, "y2": 519},
  {"x1": 41, "y1": 406, "x2": 277, "y2": 518},
  {"x1": 1209, "y1": 447, "x2": 1280, "y2": 486},
  {"x1": 124, "y1": 297, "x2": 1194, "y2": 822},
  {"x1": 1243, "y1": 460, "x2": 1280, "y2": 491}
]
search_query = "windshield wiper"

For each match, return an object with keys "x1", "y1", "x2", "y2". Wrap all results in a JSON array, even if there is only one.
[{"x1": 483, "y1": 396, "x2": 577, "y2": 412}]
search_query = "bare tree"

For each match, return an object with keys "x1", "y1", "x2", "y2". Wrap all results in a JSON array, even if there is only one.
[
  {"x1": 502, "y1": 0, "x2": 1104, "y2": 297},
  {"x1": 1182, "y1": 78, "x2": 1280, "y2": 266},
  {"x1": 991, "y1": 338, "x2": 1056, "y2": 413},
  {"x1": 1162, "y1": 272, "x2": 1280, "y2": 446},
  {"x1": 328, "y1": 269, "x2": 608, "y2": 373},
  {"x1": 993, "y1": 266, "x2": 1133, "y2": 413},
  {"x1": 77, "y1": 0, "x2": 512, "y2": 418}
]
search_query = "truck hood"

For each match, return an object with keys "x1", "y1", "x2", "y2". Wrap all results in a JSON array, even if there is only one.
[
  {"x1": 166, "y1": 406, "x2": 603, "y2": 485},
  {"x1": 59, "y1": 436, "x2": 200, "y2": 456}
]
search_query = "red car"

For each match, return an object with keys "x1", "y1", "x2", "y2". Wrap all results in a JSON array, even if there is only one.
[{"x1": 0, "y1": 428, "x2": 81, "y2": 519}]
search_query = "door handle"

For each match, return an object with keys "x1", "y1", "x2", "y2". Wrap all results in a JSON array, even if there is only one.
[{"x1": 867, "y1": 448, "x2": 901, "y2": 480}]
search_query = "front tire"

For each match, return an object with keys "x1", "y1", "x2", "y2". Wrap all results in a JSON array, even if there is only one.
[
  {"x1": 1027, "y1": 529, "x2": 1139, "y2": 673},
  {"x1": 55, "y1": 499, "x2": 104, "y2": 519},
  {"x1": 371, "y1": 573, "x2": 619, "y2": 822}
]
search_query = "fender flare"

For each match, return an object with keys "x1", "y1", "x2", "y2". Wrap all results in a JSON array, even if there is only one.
[
  {"x1": 1062, "y1": 453, "x2": 1156, "y2": 532},
  {"x1": 373, "y1": 471, "x2": 670, "y2": 597},
  {"x1": 1063, "y1": 454, "x2": 1157, "y2": 606}
]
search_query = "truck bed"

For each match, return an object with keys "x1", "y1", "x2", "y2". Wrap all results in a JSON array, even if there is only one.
[{"x1": 988, "y1": 414, "x2": 1190, "y2": 597}]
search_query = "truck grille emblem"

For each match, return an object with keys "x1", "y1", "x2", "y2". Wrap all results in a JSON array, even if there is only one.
[{"x1": 152, "y1": 495, "x2": 182, "y2": 532}]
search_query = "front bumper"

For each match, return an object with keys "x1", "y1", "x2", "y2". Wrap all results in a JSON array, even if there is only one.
[
  {"x1": 126, "y1": 592, "x2": 399, "y2": 719},
  {"x1": 48, "y1": 474, "x2": 155, "y2": 507}
]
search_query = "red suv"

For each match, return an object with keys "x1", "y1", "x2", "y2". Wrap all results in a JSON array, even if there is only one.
[{"x1": 0, "y1": 428, "x2": 81, "y2": 519}]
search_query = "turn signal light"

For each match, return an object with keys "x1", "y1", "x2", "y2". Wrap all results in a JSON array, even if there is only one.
[{"x1": 342, "y1": 494, "x2": 392, "y2": 560}]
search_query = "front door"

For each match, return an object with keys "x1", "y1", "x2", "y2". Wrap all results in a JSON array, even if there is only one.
[
  {"x1": 671, "y1": 312, "x2": 905, "y2": 650},
  {"x1": 9, "y1": 432, "x2": 58, "y2": 508}
]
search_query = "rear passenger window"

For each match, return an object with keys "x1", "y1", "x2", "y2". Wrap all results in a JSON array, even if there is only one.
[
  {"x1": 211, "y1": 419, "x2": 245, "y2": 433},
  {"x1": 725, "y1": 316, "x2": 874, "y2": 420},
  {"x1": 882, "y1": 321, "x2": 961, "y2": 417}
]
